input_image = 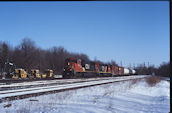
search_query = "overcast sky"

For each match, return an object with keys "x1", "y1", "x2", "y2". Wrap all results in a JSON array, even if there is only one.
[{"x1": 0, "y1": 1, "x2": 169, "y2": 67}]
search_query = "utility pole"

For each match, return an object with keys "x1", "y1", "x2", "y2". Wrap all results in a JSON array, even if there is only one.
[
  {"x1": 133, "y1": 63, "x2": 135, "y2": 69},
  {"x1": 39, "y1": 50, "x2": 41, "y2": 71},
  {"x1": 120, "y1": 61, "x2": 122, "y2": 67}
]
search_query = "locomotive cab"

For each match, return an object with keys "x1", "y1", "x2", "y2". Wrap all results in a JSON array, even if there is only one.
[
  {"x1": 63, "y1": 58, "x2": 85, "y2": 78},
  {"x1": 63, "y1": 58, "x2": 77, "y2": 78}
]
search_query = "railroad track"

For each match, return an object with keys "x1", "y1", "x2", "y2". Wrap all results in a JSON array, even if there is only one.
[
  {"x1": 0, "y1": 75, "x2": 150, "y2": 103},
  {"x1": 0, "y1": 78, "x2": 62, "y2": 84},
  {"x1": 0, "y1": 74, "x2": 130, "y2": 84},
  {"x1": 0, "y1": 77, "x2": 120, "y2": 91}
]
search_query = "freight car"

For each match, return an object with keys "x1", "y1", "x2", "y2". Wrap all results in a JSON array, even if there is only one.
[{"x1": 62, "y1": 58, "x2": 136, "y2": 78}]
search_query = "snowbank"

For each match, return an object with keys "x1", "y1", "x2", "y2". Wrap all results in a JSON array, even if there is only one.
[
  {"x1": 129, "y1": 80, "x2": 170, "y2": 97},
  {"x1": 0, "y1": 78, "x2": 170, "y2": 113}
]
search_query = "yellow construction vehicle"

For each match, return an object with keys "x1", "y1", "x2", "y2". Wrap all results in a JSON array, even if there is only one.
[
  {"x1": 30, "y1": 69, "x2": 41, "y2": 79},
  {"x1": 45, "y1": 69, "x2": 53, "y2": 78},
  {"x1": 1, "y1": 60, "x2": 16, "y2": 79},
  {"x1": 1, "y1": 60, "x2": 27, "y2": 79},
  {"x1": 41, "y1": 73, "x2": 47, "y2": 78},
  {"x1": 12, "y1": 68, "x2": 27, "y2": 79}
]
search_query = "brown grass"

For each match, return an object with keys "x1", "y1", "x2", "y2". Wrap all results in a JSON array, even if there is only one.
[
  {"x1": 128, "y1": 78, "x2": 142, "y2": 88},
  {"x1": 145, "y1": 76, "x2": 162, "y2": 87},
  {"x1": 131, "y1": 78, "x2": 142, "y2": 85},
  {"x1": 128, "y1": 76, "x2": 162, "y2": 88}
]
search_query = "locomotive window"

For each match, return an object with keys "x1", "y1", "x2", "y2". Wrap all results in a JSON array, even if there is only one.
[{"x1": 71, "y1": 60, "x2": 77, "y2": 63}]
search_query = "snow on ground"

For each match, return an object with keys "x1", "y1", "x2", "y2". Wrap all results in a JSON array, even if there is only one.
[{"x1": 0, "y1": 78, "x2": 170, "y2": 113}]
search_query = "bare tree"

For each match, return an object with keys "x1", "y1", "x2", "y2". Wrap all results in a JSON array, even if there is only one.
[
  {"x1": 0, "y1": 42, "x2": 10, "y2": 71},
  {"x1": 156, "y1": 62, "x2": 169, "y2": 77},
  {"x1": 16, "y1": 38, "x2": 38, "y2": 72},
  {"x1": 110, "y1": 60, "x2": 118, "y2": 66}
]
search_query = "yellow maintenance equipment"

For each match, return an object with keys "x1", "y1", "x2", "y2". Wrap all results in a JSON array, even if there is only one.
[
  {"x1": 31, "y1": 69, "x2": 41, "y2": 79},
  {"x1": 12, "y1": 69, "x2": 27, "y2": 79},
  {"x1": 41, "y1": 74, "x2": 47, "y2": 78},
  {"x1": 45, "y1": 69, "x2": 53, "y2": 78}
]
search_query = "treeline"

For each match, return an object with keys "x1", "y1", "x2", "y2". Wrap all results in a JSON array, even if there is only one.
[
  {"x1": 0, "y1": 38, "x2": 92, "y2": 74},
  {"x1": 134, "y1": 62, "x2": 170, "y2": 77},
  {"x1": 0, "y1": 38, "x2": 169, "y2": 76},
  {"x1": 0, "y1": 38, "x2": 117, "y2": 74}
]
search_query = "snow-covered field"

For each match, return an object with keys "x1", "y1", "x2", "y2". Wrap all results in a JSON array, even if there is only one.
[{"x1": 0, "y1": 77, "x2": 170, "y2": 113}]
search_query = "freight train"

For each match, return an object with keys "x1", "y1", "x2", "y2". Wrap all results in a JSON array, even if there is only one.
[
  {"x1": 0, "y1": 58, "x2": 136, "y2": 80},
  {"x1": 62, "y1": 58, "x2": 136, "y2": 78}
]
